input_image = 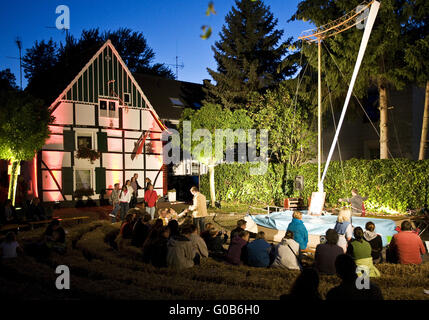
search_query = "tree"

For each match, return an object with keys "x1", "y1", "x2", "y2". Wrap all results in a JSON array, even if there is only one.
[
  {"x1": 250, "y1": 82, "x2": 316, "y2": 195},
  {"x1": 0, "y1": 69, "x2": 19, "y2": 91},
  {"x1": 0, "y1": 90, "x2": 53, "y2": 205},
  {"x1": 403, "y1": 0, "x2": 429, "y2": 159},
  {"x1": 179, "y1": 104, "x2": 254, "y2": 206},
  {"x1": 205, "y1": 0, "x2": 294, "y2": 109},
  {"x1": 23, "y1": 28, "x2": 174, "y2": 104},
  {"x1": 291, "y1": 0, "x2": 414, "y2": 159}
]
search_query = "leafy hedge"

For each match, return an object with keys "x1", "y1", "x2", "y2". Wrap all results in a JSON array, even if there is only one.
[{"x1": 200, "y1": 159, "x2": 429, "y2": 213}]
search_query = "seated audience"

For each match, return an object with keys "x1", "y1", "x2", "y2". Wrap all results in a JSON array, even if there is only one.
[
  {"x1": 230, "y1": 219, "x2": 256, "y2": 240},
  {"x1": 0, "y1": 232, "x2": 23, "y2": 259},
  {"x1": 168, "y1": 220, "x2": 180, "y2": 239},
  {"x1": 149, "y1": 226, "x2": 170, "y2": 268},
  {"x1": 347, "y1": 227, "x2": 380, "y2": 277},
  {"x1": 287, "y1": 211, "x2": 308, "y2": 250},
  {"x1": 116, "y1": 213, "x2": 134, "y2": 250},
  {"x1": 363, "y1": 221, "x2": 383, "y2": 264},
  {"x1": 44, "y1": 219, "x2": 66, "y2": 254},
  {"x1": 158, "y1": 208, "x2": 169, "y2": 226},
  {"x1": 200, "y1": 222, "x2": 214, "y2": 241},
  {"x1": 271, "y1": 231, "x2": 301, "y2": 270},
  {"x1": 315, "y1": 229, "x2": 344, "y2": 275},
  {"x1": 334, "y1": 209, "x2": 353, "y2": 253},
  {"x1": 246, "y1": 231, "x2": 272, "y2": 267},
  {"x1": 225, "y1": 230, "x2": 250, "y2": 265},
  {"x1": 188, "y1": 224, "x2": 209, "y2": 258},
  {"x1": 326, "y1": 254, "x2": 383, "y2": 300},
  {"x1": 280, "y1": 267, "x2": 322, "y2": 301},
  {"x1": 131, "y1": 213, "x2": 151, "y2": 247},
  {"x1": 28, "y1": 197, "x2": 47, "y2": 221},
  {"x1": 205, "y1": 228, "x2": 228, "y2": 261},
  {"x1": 389, "y1": 220, "x2": 426, "y2": 265},
  {"x1": 166, "y1": 225, "x2": 197, "y2": 270}
]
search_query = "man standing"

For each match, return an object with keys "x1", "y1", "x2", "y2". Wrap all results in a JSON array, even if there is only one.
[
  {"x1": 144, "y1": 184, "x2": 158, "y2": 220},
  {"x1": 339, "y1": 189, "x2": 368, "y2": 216},
  {"x1": 109, "y1": 183, "x2": 120, "y2": 222},
  {"x1": 184, "y1": 186, "x2": 208, "y2": 233}
]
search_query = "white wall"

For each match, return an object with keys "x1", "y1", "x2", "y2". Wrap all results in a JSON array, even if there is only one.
[
  {"x1": 75, "y1": 104, "x2": 95, "y2": 126},
  {"x1": 52, "y1": 102, "x2": 73, "y2": 125}
]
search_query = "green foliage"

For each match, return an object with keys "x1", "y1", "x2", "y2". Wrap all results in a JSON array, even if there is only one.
[
  {"x1": 0, "y1": 90, "x2": 52, "y2": 161},
  {"x1": 204, "y1": 0, "x2": 294, "y2": 109},
  {"x1": 201, "y1": 159, "x2": 429, "y2": 213},
  {"x1": 76, "y1": 147, "x2": 101, "y2": 164}
]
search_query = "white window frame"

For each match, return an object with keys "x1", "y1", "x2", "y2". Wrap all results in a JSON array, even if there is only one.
[
  {"x1": 99, "y1": 99, "x2": 119, "y2": 119},
  {"x1": 76, "y1": 132, "x2": 95, "y2": 150},
  {"x1": 74, "y1": 168, "x2": 94, "y2": 191},
  {"x1": 123, "y1": 92, "x2": 131, "y2": 105}
]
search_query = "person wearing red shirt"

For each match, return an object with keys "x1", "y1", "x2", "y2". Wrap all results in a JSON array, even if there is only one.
[
  {"x1": 389, "y1": 220, "x2": 426, "y2": 265},
  {"x1": 144, "y1": 184, "x2": 158, "y2": 220}
]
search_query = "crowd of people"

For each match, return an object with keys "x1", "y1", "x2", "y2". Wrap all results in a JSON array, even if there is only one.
[
  {"x1": 0, "y1": 186, "x2": 427, "y2": 301},
  {"x1": 0, "y1": 197, "x2": 50, "y2": 226}
]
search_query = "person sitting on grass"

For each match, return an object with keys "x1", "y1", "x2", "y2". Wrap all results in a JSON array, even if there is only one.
[
  {"x1": 315, "y1": 229, "x2": 344, "y2": 275},
  {"x1": 168, "y1": 220, "x2": 180, "y2": 239},
  {"x1": 287, "y1": 211, "x2": 308, "y2": 251},
  {"x1": 3, "y1": 200, "x2": 15, "y2": 224},
  {"x1": 246, "y1": 231, "x2": 272, "y2": 268},
  {"x1": 187, "y1": 224, "x2": 208, "y2": 259},
  {"x1": 271, "y1": 231, "x2": 301, "y2": 270},
  {"x1": 389, "y1": 220, "x2": 426, "y2": 265},
  {"x1": 158, "y1": 208, "x2": 170, "y2": 226},
  {"x1": 142, "y1": 219, "x2": 165, "y2": 263},
  {"x1": 131, "y1": 213, "x2": 151, "y2": 247},
  {"x1": 280, "y1": 267, "x2": 322, "y2": 301},
  {"x1": 200, "y1": 222, "x2": 214, "y2": 241},
  {"x1": 205, "y1": 227, "x2": 228, "y2": 261},
  {"x1": 0, "y1": 232, "x2": 23, "y2": 259},
  {"x1": 116, "y1": 213, "x2": 134, "y2": 251},
  {"x1": 225, "y1": 230, "x2": 250, "y2": 266},
  {"x1": 363, "y1": 221, "x2": 383, "y2": 264},
  {"x1": 230, "y1": 219, "x2": 256, "y2": 240},
  {"x1": 334, "y1": 209, "x2": 353, "y2": 253},
  {"x1": 149, "y1": 226, "x2": 170, "y2": 268},
  {"x1": 44, "y1": 219, "x2": 66, "y2": 255},
  {"x1": 166, "y1": 224, "x2": 197, "y2": 270},
  {"x1": 28, "y1": 197, "x2": 47, "y2": 221},
  {"x1": 347, "y1": 227, "x2": 380, "y2": 277},
  {"x1": 326, "y1": 254, "x2": 383, "y2": 300}
]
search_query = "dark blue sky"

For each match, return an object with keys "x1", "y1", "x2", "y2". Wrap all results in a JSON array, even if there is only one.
[{"x1": 0, "y1": 0, "x2": 311, "y2": 88}]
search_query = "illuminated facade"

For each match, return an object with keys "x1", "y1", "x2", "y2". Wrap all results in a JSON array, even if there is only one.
[{"x1": 37, "y1": 40, "x2": 166, "y2": 203}]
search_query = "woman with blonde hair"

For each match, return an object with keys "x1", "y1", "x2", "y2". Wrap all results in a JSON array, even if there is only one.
[{"x1": 334, "y1": 209, "x2": 353, "y2": 253}]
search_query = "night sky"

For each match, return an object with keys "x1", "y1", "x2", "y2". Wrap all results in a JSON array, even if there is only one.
[{"x1": 0, "y1": 0, "x2": 311, "y2": 88}]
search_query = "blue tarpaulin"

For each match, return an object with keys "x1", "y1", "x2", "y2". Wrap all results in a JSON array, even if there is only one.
[{"x1": 250, "y1": 210, "x2": 397, "y2": 246}]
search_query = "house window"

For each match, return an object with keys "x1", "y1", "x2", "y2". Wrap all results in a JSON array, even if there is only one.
[
  {"x1": 123, "y1": 93, "x2": 131, "y2": 104},
  {"x1": 169, "y1": 97, "x2": 184, "y2": 108},
  {"x1": 77, "y1": 136, "x2": 92, "y2": 149},
  {"x1": 75, "y1": 169, "x2": 92, "y2": 190},
  {"x1": 99, "y1": 99, "x2": 118, "y2": 118},
  {"x1": 100, "y1": 100, "x2": 108, "y2": 117}
]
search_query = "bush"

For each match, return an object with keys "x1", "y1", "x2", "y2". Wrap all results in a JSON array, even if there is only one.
[{"x1": 200, "y1": 159, "x2": 429, "y2": 213}]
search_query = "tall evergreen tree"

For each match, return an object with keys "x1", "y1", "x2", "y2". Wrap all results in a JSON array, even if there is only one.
[{"x1": 205, "y1": 0, "x2": 294, "y2": 109}]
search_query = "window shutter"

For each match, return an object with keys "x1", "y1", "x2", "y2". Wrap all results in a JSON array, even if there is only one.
[
  {"x1": 95, "y1": 167, "x2": 106, "y2": 194},
  {"x1": 97, "y1": 131, "x2": 108, "y2": 153},
  {"x1": 61, "y1": 167, "x2": 73, "y2": 195},
  {"x1": 63, "y1": 130, "x2": 75, "y2": 151}
]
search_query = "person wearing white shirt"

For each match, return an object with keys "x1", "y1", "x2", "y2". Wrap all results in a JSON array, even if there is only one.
[{"x1": 119, "y1": 185, "x2": 132, "y2": 221}]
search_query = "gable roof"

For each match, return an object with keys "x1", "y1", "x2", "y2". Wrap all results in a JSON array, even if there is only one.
[
  {"x1": 133, "y1": 74, "x2": 204, "y2": 121},
  {"x1": 48, "y1": 40, "x2": 164, "y2": 127}
]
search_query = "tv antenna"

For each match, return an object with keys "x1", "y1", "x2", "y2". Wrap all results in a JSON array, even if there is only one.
[
  {"x1": 5, "y1": 37, "x2": 23, "y2": 90},
  {"x1": 166, "y1": 56, "x2": 184, "y2": 80}
]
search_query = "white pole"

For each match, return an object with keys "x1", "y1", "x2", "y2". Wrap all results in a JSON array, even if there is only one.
[{"x1": 320, "y1": 1, "x2": 380, "y2": 189}]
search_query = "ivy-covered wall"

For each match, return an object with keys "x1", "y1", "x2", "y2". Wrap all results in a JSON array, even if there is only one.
[{"x1": 200, "y1": 159, "x2": 429, "y2": 213}]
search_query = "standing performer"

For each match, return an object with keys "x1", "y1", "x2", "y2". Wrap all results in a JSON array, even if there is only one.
[
  {"x1": 339, "y1": 189, "x2": 368, "y2": 216},
  {"x1": 183, "y1": 186, "x2": 208, "y2": 233}
]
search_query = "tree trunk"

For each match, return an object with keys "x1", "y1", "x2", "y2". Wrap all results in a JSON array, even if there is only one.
[
  {"x1": 378, "y1": 80, "x2": 389, "y2": 159},
  {"x1": 8, "y1": 160, "x2": 21, "y2": 206},
  {"x1": 209, "y1": 165, "x2": 216, "y2": 207},
  {"x1": 418, "y1": 81, "x2": 429, "y2": 160}
]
